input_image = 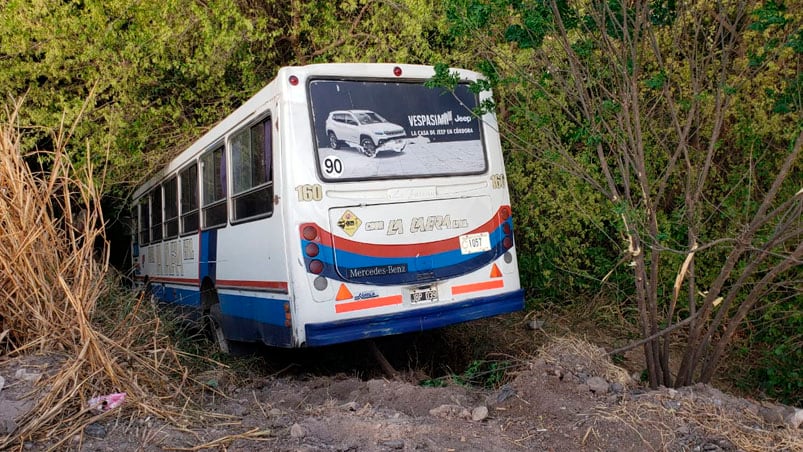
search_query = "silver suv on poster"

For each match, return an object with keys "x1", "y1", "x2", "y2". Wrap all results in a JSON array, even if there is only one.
[{"x1": 325, "y1": 110, "x2": 407, "y2": 157}]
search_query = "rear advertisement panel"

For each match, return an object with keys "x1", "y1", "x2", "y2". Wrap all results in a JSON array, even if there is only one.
[{"x1": 308, "y1": 80, "x2": 487, "y2": 181}]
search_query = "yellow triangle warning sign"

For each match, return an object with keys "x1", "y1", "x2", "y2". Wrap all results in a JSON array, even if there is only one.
[
  {"x1": 490, "y1": 264, "x2": 502, "y2": 278},
  {"x1": 336, "y1": 284, "x2": 353, "y2": 301}
]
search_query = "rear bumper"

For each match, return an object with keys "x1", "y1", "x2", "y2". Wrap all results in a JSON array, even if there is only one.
[{"x1": 304, "y1": 289, "x2": 524, "y2": 347}]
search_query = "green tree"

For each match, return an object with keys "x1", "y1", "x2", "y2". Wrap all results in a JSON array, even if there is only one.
[
  {"x1": 0, "y1": 0, "x2": 461, "y2": 193},
  {"x1": 276, "y1": 0, "x2": 456, "y2": 64},
  {"x1": 441, "y1": 0, "x2": 802, "y2": 389},
  {"x1": 0, "y1": 0, "x2": 273, "y2": 190}
]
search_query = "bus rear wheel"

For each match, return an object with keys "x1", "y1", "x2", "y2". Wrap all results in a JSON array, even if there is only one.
[
  {"x1": 209, "y1": 304, "x2": 232, "y2": 354},
  {"x1": 208, "y1": 303, "x2": 256, "y2": 356}
]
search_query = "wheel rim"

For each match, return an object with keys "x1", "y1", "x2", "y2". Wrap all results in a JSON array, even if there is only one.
[
  {"x1": 361, "y1": 139, "x2": 376, "y2": 157},
  {"x1": 328, "y1": 132, "x2": 338, "y2": 149}
]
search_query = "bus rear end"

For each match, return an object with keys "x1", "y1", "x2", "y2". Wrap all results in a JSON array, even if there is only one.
[{"x1": 282, "y1": 64, "x2": 524, "y2": 347}]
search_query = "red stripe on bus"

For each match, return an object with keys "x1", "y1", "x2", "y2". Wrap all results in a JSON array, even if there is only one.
[
  {"x1": 148, "y1": 276, "x2": 199, "y2": 285},
  {"x1": 451, "y1": 279, "x2": 504, "y2": 295},
  {"x1": 330, "y1": 234, "x2": 460, "y2": 257},
  {"x1": 216, "y1": 279, "x2": 289, "y2": 292},
  {"x1": 313, "y1": 206, "x2": 509, "y2": 258},
  {"x1": 335, "y1": 295, "x2": 403, "y2": 313}
]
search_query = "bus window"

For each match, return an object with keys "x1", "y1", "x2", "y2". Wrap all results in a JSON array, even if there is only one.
[
  {"x1": 163, "y1": 176, "x2": 178, "y2": 239},
  {"x1": 150, "y1": 189, "x2": 163, "y2": 242},
  {"x1": 200, "y1": 146, "x2": 227, "y2": 228},
  {"x1": 180, "y1": 163, "x2": 199, "y2": 234},
  {"x1": 230, "y1": 117, "x2": 273, "y2": 222},
  {"x1": 137, "y1": 199, "x2": 149, "y2": 245}
]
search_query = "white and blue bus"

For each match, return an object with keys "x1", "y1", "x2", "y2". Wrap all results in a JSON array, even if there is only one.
[{"x1": 131, "y1": 63, "x2": 524, "y2": 352}]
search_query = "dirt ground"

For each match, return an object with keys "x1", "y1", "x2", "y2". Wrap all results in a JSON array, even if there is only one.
[{"x1": 1, "y1": 315, "x2": 801, "y2": 451}]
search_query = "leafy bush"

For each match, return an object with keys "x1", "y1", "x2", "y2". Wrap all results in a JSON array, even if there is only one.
[
  {"x1": 420, "y1": 359, "x2": 513, "y2": 389},
  {"x1": 741, "y1": 300, "x2": 803, "y2": 406}
]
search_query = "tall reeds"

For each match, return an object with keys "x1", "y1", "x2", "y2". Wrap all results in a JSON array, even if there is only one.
[{"x1": 0, "y1": 102, "x2": 201, "y2": 449}]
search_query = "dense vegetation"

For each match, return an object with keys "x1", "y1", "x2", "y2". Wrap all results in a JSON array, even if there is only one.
[{"x1": 1, "y1": 0, "x2": 800, "y2": 404}]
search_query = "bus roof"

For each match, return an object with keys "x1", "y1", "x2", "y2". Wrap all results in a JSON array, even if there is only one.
[{"x1": 132, "y1": 63, "x2": 483, "y2": 200}]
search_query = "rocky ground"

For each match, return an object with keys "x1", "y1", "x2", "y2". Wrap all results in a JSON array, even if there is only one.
[{"x1": 1, "y1": 317, "x2": 801, "y2": 451}]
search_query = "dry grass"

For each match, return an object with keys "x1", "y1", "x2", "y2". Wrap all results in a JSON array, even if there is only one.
[
  {"x1": 538, "y1": 336, "x2": 632, "y2": 385},
  {"x1": 608, "y1": 392, "x2": 803, "y2": 452},
  {"x1": 0, "y1": 102, "x2": 213, "y2": 449},
  {"x1": 539, "y1": 337, "x2": 802, "y2": 451}
]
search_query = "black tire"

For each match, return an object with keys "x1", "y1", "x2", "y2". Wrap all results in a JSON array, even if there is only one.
[
  {"x1": 208, "y1": 303, "x2": 256, "y2": 356},
  {"x1": 209, "y1": 303, "x2": 232, "y2": 354},
  {"x1": 142, "y1": 278, "x2": 159, "y2": 310},
  {"x1": 360, "y1": 137, "x2": 377, "y2": 157},
  {"x1": 328, "y1": 131, "x2": 339, "y2": 149}
]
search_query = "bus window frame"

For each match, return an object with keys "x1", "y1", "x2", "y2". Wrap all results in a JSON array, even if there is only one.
[
  {"x1": 200, "y1": 144, "x2": 228, "y2": 230},
  {"x1": 163, "y1": 175, "x2": 179, "y2": 239},
  {"x1": 179, "y1": 161, "x2": 200, "y2": 236},
  {"x1": 149, "y1": 189, "x2": 163, "y2": 242},
  {"x1": 137, "y1": 198, "x2": 150, "y2": 246},
  {"x1": 229, "y1": 114, "x2": 274, "y2": 225}
]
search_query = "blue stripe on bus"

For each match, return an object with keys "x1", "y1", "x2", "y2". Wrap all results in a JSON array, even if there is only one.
[
  {"x1": 199, "y1": 229, "x2": 218, "y2": 282},
  {"x1": 304, "y1": 289, "x2": 525, "y2": 347},
  {"x1": 151, "y1": 284, "x2": 201, "y2": 308},
  {"x1": 150, "y1": 282, "x2": 293, "y2": 347},
  {"x1": 301, "y1": 218, "x2": 513, "y2": 285},
  {"x1": 217, "y1": 292, "x2": 293, "y2": 346},
  {"x1": 331, "y1": 246, "x2": 480, "y2": 268},
  {"x1": 311, "y1": 249, "x2": 500, "y2": 285}
]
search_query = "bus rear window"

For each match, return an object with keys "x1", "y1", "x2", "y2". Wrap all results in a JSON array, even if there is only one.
[{"x1": 309, "y1": 80, "x2": 487, "y2": 181}]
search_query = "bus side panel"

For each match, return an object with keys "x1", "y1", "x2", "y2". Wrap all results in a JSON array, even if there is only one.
[
  {"x1": 214, "y1": 217, "x2": 294, "y2": 347},
  {"x1": 216, "y1": 291, "x2": 293, "y2": 346},
  {"x1": 135, "y1": 233, "x2": 202, "y2": 320}
]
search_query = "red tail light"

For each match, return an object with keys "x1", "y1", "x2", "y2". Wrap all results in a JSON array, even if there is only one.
[
  {"x1": 503, "y1": 237, "x2": 513, "y2": 249},
  {"x1": 500, "y1": 206, "x2": 513, "y2": 249},
  {"x1": 309, "y1": 259, "x2": 324, "y2": 274},
  {"x1": 302, "y1": 225, "x2": 318, "y2": 241}
]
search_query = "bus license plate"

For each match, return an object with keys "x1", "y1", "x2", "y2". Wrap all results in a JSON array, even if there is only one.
[
  {"x1": 460, "y1": 232, "x2": 491, "y2": 255},
  {"x1": 410, "y1": 285, "x2": 438, "y2": 304}
]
